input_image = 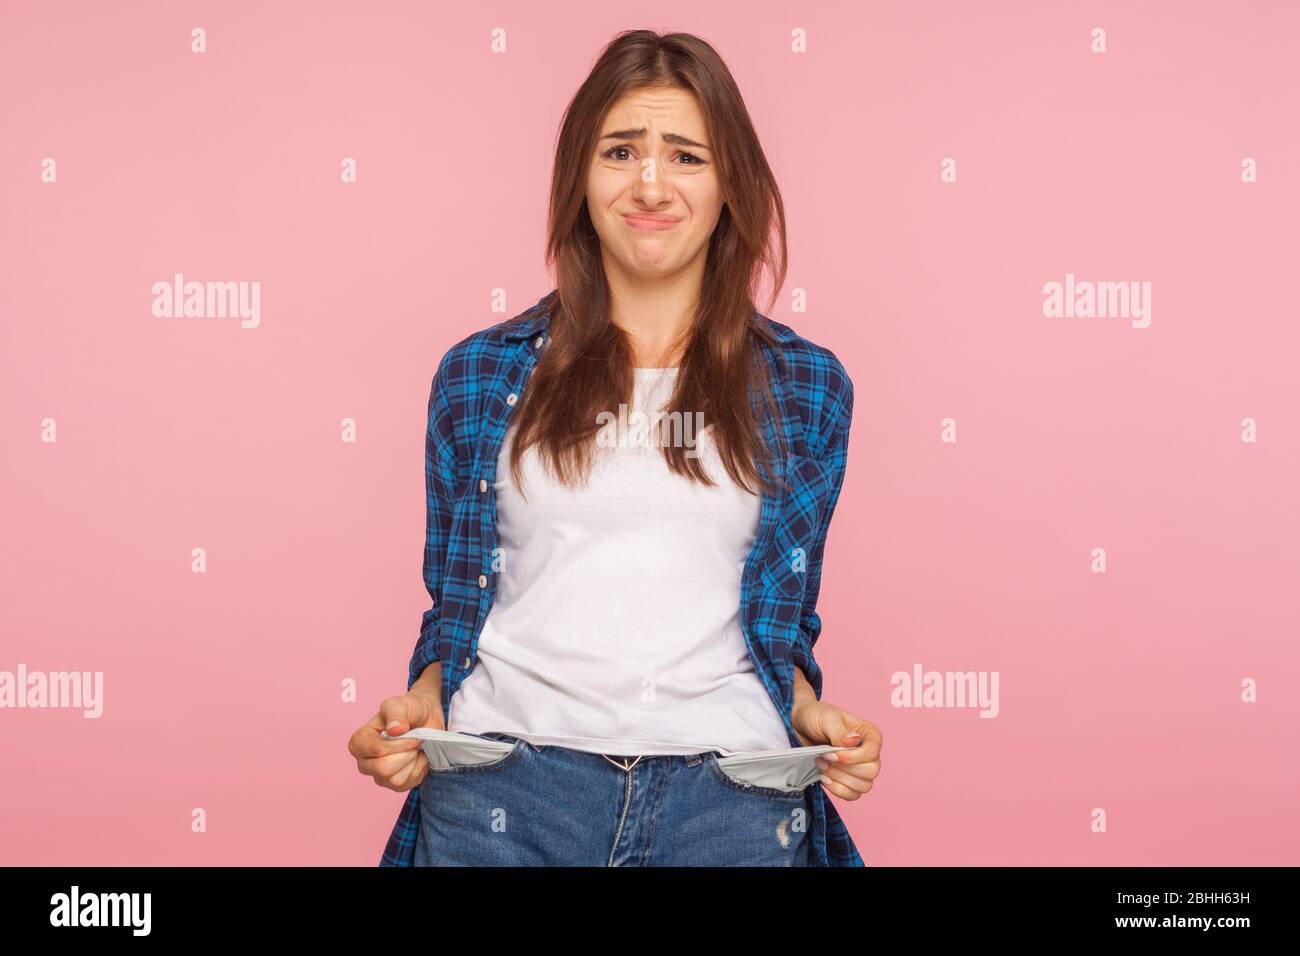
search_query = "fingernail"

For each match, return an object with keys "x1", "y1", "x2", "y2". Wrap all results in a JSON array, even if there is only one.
[
  {"x1": 386, "y1": 720, "x2": 400, "y2": 731},
  {"x1": 845, "y1": 732, "x2": 862, "y2": 742},
  {"x1": 816, "y1": 758, "x2": 827, "y2": 771},
  {"x1": 819, "y1": 774, "x2": 833, "y2": 786},
  {"x1": 822, "y1": 751, "x2": 840, "y2": 762}
]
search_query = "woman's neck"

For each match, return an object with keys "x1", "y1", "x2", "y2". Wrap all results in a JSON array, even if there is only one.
[{"x1": 603, "y1": 257, "x2": 703, "y2": 367}]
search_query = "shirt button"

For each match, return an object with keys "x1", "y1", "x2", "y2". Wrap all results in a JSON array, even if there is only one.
[
  {"x1": 506, "y1": 392, "x2": 518, "y2": 406},
  {"x1": 463, "y1": 656, "x2": 472, "y2": 668},
  {"x1": 534, "y1": 336, "x2": 544, "y2": 349},
  {"x1": 479, "y1": 478, "x2": 487, "y2": 493},
  {"x1": 477, "y1": 574, "x2": 488, "y2": 588}
]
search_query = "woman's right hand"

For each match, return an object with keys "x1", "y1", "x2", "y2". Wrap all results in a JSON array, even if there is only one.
[{"x1": 348, "y1": 689, "x2": 445, "y2": 792}]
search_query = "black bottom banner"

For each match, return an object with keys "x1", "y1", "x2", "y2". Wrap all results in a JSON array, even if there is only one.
[{"x1": 0, "y1": 865, "x2": 1283, "y2": 942}]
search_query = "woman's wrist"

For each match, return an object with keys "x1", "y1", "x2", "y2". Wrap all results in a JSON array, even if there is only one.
[
  {"x1": 410, "y1": 662, "x2": 443, "y2": 705},
  {"x1": 791, "y1": 666, "x2": 818, "y2": 729}
]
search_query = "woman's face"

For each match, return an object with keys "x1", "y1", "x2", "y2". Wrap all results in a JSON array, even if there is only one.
[{"x1": 585, "y1": 85, "x2": 724, "y2": 280}]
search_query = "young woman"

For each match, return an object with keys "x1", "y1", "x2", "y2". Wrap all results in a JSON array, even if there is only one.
[{"x1": 349, "y1": 29, "x2": 882, "y2": 866}]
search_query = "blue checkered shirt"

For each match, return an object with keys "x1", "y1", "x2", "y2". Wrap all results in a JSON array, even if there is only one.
[{"x1": 380, "y1": 293, "x2": 863, "y2": 867}]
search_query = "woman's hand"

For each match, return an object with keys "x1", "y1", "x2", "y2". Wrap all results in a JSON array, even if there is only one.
[
  {"x1": 348, "y1": 685, "x2": 445, "y2": 792},
  {"x1": 790, "y1": 669, "x2": 882, "y2": 801}
]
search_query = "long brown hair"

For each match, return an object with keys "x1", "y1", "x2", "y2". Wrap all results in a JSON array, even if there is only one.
[{"x1": 509, "y1": 29, "x2": 789, "y2": 497}]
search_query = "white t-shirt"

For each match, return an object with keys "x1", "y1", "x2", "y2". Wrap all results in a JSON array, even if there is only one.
[{"x1": 446, "y1": 367, "x2": 791, "y2": 756}]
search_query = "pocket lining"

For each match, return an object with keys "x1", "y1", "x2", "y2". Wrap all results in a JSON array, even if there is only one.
[
  {"x1": 421, "y1": 735, "x2": 527, "y2": 775},
  {"x1": 705, "y1": 753, "x2": 811, "y2": 801}
]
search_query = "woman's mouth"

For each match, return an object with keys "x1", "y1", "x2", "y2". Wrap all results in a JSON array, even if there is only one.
[{"x1": 622, "y1": 214, "x2": 681, "y2": 232}]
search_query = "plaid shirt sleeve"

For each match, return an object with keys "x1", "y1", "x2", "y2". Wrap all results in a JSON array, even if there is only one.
[
  {"x1": 406, "y1": 355, "x2": 460, "y2": 692},
  {"x1": 789, "y1": 358, "x2": 854, "y2": 702}
]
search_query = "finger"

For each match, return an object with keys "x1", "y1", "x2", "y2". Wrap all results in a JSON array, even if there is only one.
[
  {"x1": 385, "y1": 747, "x2": 431, "y2": 790},
  {"x1": 823, "y1": 761, "x2": 874, "y2": 791},
  {"x1": 821, "y1": 759, "x2": 873, "y2": 790},
  {"x1": 824, "y1": 723, "x2": 883, "y2": 765},
  {"x1": 356, "y1": 746, "x2": 427, "y2": 787},
  {"x1": 819, "y1": 754, "x2": 880, "y2": 781},
  {"x1": 369, "y1": 759, "x2": 427, "y2": 792},
  {"x1": 378, "y1": 695, "x2": 423, "y2": 737},
  {"x1": 818, "y1": 774, "x2": 863, "y2": 800},
  {"x1": 814, "y1": 711, "x2": 856, "y2": 757},
  {"x1": 355, "y1": 752, "x2": 410, "y2": 780},
  {"x1": 380, "y1": 693, "x2": 444, "y2": 738},
  {"x1": 349, "y1": 715, "x2": 424, "y2": 760},
  {"x1": 819, "y1": 767, "x2": 872, "y2": 800}
]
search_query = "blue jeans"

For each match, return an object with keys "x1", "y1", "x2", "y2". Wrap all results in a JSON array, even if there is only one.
[{"x1": 413, "y1": 732, "x2": 815, "y2": 866}]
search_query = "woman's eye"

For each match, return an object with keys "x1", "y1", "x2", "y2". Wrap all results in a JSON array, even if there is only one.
[{"x1": 602, "y1": 146, "x2": 705, "y2": 166}]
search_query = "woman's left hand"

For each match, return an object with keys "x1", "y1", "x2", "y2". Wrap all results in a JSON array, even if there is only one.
[{"x1": 790, "y1": 699, "x2": 882, "y2": 800}]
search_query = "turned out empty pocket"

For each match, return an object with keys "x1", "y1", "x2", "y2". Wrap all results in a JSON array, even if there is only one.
[
  {"x1": 381, "y1": 727, "x2": 519, "y2": 771},
  {"x1": 713, "y1": 744, "x2": 853, "y2": 792}
]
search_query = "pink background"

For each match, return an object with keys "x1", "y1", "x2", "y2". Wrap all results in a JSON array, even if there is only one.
[{"x1": 2, "y1": 0, "x2": 1297, "y2": 865}]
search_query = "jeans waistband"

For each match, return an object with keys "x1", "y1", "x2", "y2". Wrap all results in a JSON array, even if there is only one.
[{"x1": 478, "y1": 732, "x2": 718, "y2": 768}]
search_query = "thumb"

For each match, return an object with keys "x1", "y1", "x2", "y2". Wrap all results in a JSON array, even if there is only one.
[
  {"x1": 819, "y1": 710, "x2": 866, "y2": 751},
  {"x1": 379, "y1": 693, "x2": 437, "y2": 738}
]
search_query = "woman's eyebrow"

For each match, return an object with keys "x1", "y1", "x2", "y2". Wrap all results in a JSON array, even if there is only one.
[{"x1": 598, "y1": 128, "x2": 711, "y2": 150}]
